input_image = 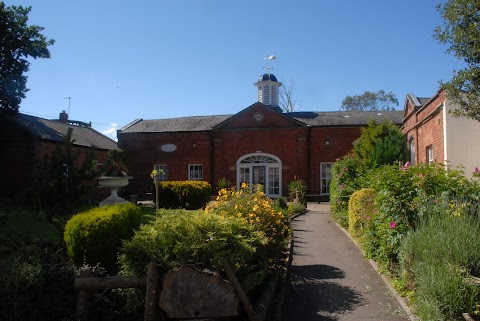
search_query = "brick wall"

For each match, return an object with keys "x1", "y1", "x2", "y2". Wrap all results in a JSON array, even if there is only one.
[
  {"x1": 402, "y1": 91, "x2": 445, "y2": 165},
  {"x1": 118, "y1": 124, "x2": 364, "y2": 198}
]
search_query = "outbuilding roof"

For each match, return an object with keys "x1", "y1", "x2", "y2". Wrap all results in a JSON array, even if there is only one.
[
  {"x1": 119, "y1": 109, "x2": 404, "y2": 134},
  {"x1": 13, "y1": 113, "x2": 118, "y2": 150}
]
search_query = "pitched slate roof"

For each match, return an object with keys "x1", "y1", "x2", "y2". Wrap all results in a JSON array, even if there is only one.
[
  {"x1": 13, "y1": 113, "x2": 118, "y2": 150},
  {"x1": 119, "y1": 110, "x2": 404, "y2": 134},
  {"x1": 120, "y1": 115, "x2": 232, "y2": 133},
  {"x1": 288, "y1": 110, "x2": 404, "y2": 126}
]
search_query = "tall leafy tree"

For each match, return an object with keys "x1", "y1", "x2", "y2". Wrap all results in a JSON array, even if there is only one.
[
  {"x1": 435, "y1": 0, "x2": 480, "y2": 121},
  {"x1": 341, "y1": 90, "x2": 398, "y2": 111},
  {"x1": 353, "y1": 119, "x2": 406, "y2": 166},
  {"x1": 0, "y1": 3, "x2": 54, "y2": 115}
]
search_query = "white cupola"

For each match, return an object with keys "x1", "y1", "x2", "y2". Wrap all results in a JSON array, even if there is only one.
[{"x1": 254, "y1": 73, "x2": 282, "y2": 108}]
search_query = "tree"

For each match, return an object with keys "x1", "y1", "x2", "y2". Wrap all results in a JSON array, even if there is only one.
[
  {"x1": 340, "y1": 90, "x2": 398, "y2": 111},
  {"x1": 0, "y1": 3, "x2": 54, "y2": 115},
  {"x1": 435, "y1": 0, "x2": 480, "y2": 121},
  {"x1": 353, "y1": 119, "x2": 406, "y2": 166},
  {"x1": 279, "y1": 79, "x2": 301, "y2": 113}
]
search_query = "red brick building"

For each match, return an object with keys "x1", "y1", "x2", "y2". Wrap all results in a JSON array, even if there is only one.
[
  {"x1": 0, "y1": 111, "x2": 118, "y2": 198},
  {"x1": 118, "y1": 73, "x2": 403, "y2": 200},
  {"x1": 402, "y1": 89, "x2": 480, "y2": 176}
]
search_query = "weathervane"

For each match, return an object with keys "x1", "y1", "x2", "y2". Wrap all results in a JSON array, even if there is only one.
[{"x1": 263, "y1": 55, "x2": 276, "y2": 74}]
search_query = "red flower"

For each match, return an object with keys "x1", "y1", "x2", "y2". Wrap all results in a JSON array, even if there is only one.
[{"x1": 389, "y1": 221, "x2": 397, "y2": 229}]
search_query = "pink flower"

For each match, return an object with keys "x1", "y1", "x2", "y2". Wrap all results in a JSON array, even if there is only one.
[
  {"x1": 389, "y1": 221, "x2": 397, "y2": 229},
  {"x1": 475, "y1": 167, "x2": 479, "y2": 173},
  {"x1": 340, "y1": 184, "x2": 345, "y2": 189}
]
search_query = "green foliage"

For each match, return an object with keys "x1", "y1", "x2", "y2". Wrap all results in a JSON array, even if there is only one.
[
  {"x1": 287, "y1": 202, "x2": 306, "y2": 216},
  {"x1": 288, "y1": 177, "x2": 307, "y2": 205},
  {"x1": 28, "y1": 128, "x2": 96, "y2": 219},
  {"x1": 274, "y1": 196, "x2": 288, "y2": 210},
  {"x1": 353, "y1": 119, "x2": 406, "y2": 166},
  {"x1": 340, "y1": 90, "x2": 398, "y2": 111},
  {"x1": 329, "y1": 154, "x2": 370, "y2": 227},
  {"x1": 119, "y1": 210, "x2": 269, "y2": 294},
  {"x1": 0, "y1": 3, "x2": 54, "y2": 114},
  {"x1": 156, "y1": 180, "x2": 212, "y2": 209},
  {"x1": 435, "y1": 0, "x2": 480, "y2": 121},
  {"x1": 364, "y1": 163, "x2": 480, "y2": 269},
  {"x1": 0, "y1": 242, "x2": 76, "y2": 321},
  {"x1": 206, "y1": 185, "x2": 289, "y2": 259},
  {"x1": 102, "y1": 149, "x2": 129, "y2": 177},
  {"x1": 399, "y1": 204, "x2": 480, "y2": 320},
  {"x1": 216, "y1": 177, "x2": 231, "y2": 190},
  {"x1": 64, "y1": 203, "x2": 142, "y2": 273},
  {"x1": 348, "y1": 188, "x2": 376, "y2": 243}
]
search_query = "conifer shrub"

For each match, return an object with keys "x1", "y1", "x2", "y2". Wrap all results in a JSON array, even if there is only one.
[
  {"x1": 155, "y1": 180, "x2": 211, "y2": 209},
  {"x1": 119, "y1": 210, "x2": 269, "y2": 294},
  {"x1": 64, "y1": 203, "x2": 141, "y2": 273},
  {"x1": 348, "y1": 188, "x2": 377, "y2": 243}
]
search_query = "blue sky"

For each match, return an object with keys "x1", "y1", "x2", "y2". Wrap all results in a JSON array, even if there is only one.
[{"x1": 5, "y1": 0, "x2": 464, "y2": 140}]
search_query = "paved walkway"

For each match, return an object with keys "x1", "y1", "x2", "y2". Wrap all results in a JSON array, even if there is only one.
[{"x1": 283, "y1": 203, "x2": 409, "y2": 321}]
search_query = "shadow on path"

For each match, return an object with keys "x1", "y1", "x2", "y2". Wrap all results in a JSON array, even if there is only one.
[{"x1": 285, "y1": 264, "x2": 365, "y2": 321}]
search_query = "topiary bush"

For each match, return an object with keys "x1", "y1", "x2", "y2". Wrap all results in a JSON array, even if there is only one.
[
  {"x1": 119, "y1": 210, "x2": 269, "y2": 294},
  {"x1": 156, "y1": 180, "x2": 211, "y2": 209},
  {"x1": 64, "y1": 203, "x2": 142, "y2": 273},
  {"x1": 348, "y1": 188, "x2": 377, "y2": 246}
]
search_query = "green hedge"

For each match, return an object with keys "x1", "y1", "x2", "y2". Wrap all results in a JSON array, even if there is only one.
[
  {"x1": 64, "y1": 203, "x2": 141, "y2": 273},
  {"x1": 348, "y1": 188, "x2": 376, "y2": 245},
  {"x1": 155, "y1": 180, "x2": 211, "y2": 209}
]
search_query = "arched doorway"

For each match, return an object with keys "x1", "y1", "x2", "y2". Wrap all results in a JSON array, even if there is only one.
[{"x1": 237, "y1": 153, "x2": 282, "y2": 198}]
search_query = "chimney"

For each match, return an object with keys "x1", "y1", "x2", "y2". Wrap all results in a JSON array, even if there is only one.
[{"x1": 59, "y1": 110, "x2": 68, "y2": 124}]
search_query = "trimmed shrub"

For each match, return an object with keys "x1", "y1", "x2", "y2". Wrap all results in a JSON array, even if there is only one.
[
  {"x1": 156, "y1": 180, "x2": 211, "y2": 209},
  {"x1": 64, "y1": 203, "x2": 142, "y2": 273},
  {"x1": 348, "y1": 188, "x2": 377, "y2": 244},
  {"x1": 119, "y1": 210, "x2": 269, "y2": 294}
]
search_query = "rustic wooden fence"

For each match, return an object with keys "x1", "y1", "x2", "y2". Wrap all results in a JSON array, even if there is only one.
[{"x1": 74, "y1": 260, "x2": 265, "y2": 321}]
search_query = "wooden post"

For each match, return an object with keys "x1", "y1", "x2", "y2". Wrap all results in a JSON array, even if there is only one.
[
  {"x1": 222, "y1": 259, "x2": 259, "y2": 321},
  {"x1": 75, "y1": 269, "x2": 95, "y2": 321},
  {"x1": 144, "y1": 263, "x2": 161, "y2": 321}
]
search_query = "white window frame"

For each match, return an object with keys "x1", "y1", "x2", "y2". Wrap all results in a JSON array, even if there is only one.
[
  {"x1": 153, "y1": 164, "x2": 168, "y2": 183},
  {"x1": 409, "y1": 138, "x2": 415, "y2": 165},
  {"x1": 188, "y1": 164, "x2": 203, "y2": 180},
  {"x1": 427, "y1": 145, "x2": 434, "y2": 164},
  {"x1": 236, "y1": 153, "x2": 282, "y2": 198},
  {"x1": 320, "y1": 163, "x2": 334, "y2": 195}
]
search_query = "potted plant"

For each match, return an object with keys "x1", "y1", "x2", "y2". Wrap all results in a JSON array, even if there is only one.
[{"x1": 97, "y1": 149, "x2": 133, "y2": 206}]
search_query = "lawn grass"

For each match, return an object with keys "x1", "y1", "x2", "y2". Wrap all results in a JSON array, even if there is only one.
[{"x1": 1, "y1": 200, "x2": 199, "y2": 243}]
